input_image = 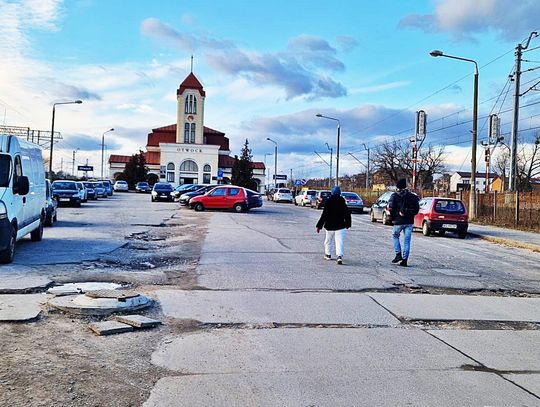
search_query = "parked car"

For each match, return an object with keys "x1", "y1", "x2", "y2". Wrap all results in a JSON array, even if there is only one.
[
  {"x1": 102, "y1": 180, "x2": 113, "y2": 196},
  {"x1": 113, "y1": 180, "x2": 129, "y2": 192},
  {"x1": 414, "y1": 197, "x2": 468, "y2": 238},
  {"x1": 189, "y1": 185, "x2": 249, "y2": 212},
  {"x1": 44, "y1": 179, "x2": 58, "y2": 227},
  {"x1": 342, "y1": 192, "x2": 364, "y2": 213},
  {"x1": 178, "y1": 185, "x2": 216, "y2": 205},
  {"x1": 172, "y1": 184, "x2": 207, "y2": 200},
  {"x1": 151, "y1": 182, "x2": 174, "y2": 202},
  {"x1": 273, "y1": 188, "x2": 293, "y2": 203},
  {"x1": 93, "y1": 181, "x2": 107, "y2": 198},
  {"x1": 83, "y1": 182, "x2": 98, "y2": 200},
  {"x1": 294, "y1": 189, "x2": 316, "y2": 206},
  {"x1": 0, "y1": 135, "x2": 46, "y2": 263},
  {"x1": 310, "y1": 190, "x2": 331, "y2": 209},
  {"x1": 76, "y1": 182, "x2": 88, "y2": 202},
  {"x1": 370, "y1": 191, "x2": 394, "y2": 225},
  {"x1": 52, "y1": 180, "x2": 83, "y2": 207},
  {"x1": 135, "y1": 181, "x2": 151, "y2": 193},
  {"x1": 246, "y1": 188, "x2": 263, "y2": 209}
]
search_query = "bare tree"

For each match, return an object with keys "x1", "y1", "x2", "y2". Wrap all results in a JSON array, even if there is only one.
[
  {"x1": 517, "y1": 134, "x2": 540, "y2": 190},
  {"x1": 371, "y1": 140, "x2": 446, "y2": 189}
]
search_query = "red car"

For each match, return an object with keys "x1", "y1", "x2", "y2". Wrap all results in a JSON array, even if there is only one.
[
  {"x1": 414, "y1": 197, "x2": 468, "y2": 238},
  {"x1": 189, "y1": 185, "x2": 249, "y2": 212}
]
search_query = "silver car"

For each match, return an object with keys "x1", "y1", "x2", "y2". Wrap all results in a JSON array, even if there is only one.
[{"x1": 342, "y1": 192, "x2": 364, "y2": 213}]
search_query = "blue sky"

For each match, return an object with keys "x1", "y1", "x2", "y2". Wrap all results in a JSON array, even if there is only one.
[{"x1": 1, "y1": 0, "x2": 540, "y2": 179}]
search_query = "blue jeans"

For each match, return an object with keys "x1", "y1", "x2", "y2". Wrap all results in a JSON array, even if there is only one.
[{"x1": 392, "y1": 224, "x2": 413, "y2": 259}]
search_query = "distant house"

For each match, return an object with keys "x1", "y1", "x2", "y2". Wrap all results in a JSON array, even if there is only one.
[
  {"x1": 531, "y1": 178, "x2": 540, "y2": 192},
  {"x1": 449, "y1": 171, "x2": 499, "y2": 192}
]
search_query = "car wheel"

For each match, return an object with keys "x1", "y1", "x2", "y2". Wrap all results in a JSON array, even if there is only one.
[
  {"x1": 382, "y1": 212, "x2": 389, "y2": 225},
  {"x1": 422, "y1": 221, "x2": 431, "y2": 237},
  {"x1": 30, "y1": 219, "x2": 43, "y2": 242},
  {"x1": 301, "y1": 201, "x2": 305, "y2": 207},
  {"x1": 233, "y1": 203, "x2": 244, "y2": 213},
  {"x1": 194, "y1": 203, "x2": 204, "y2": 212},
  {"x1": 0, "y1": 227, "x2": 16, "y2": 264},
  {"x1": 53, "y1": 212, "x2": 57, "y2": 222},
  {"x1": 151, "y1": 197, "x2": 155, "y2": 202},
  {"x1": 294, "y1": 200, "x2": 298, "y2": 206},
  {"x1": 370, "y1": 210, "x2": 377, "y2": 222},
  {"x1": 45, "y1": 212, "x2": 53, "y2": 227}
]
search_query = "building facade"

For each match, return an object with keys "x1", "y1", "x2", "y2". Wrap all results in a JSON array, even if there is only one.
[
  {"x1": 109, "y1": 72, "x2": 265, "y2": 191},
  {"x1": 449, "y1": 171, "x2": 499, "y2": 192}
]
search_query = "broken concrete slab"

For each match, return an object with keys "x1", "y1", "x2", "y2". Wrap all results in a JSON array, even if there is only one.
[
  {"x1": 0, "y1": 294, "x2": 46, "y2": 322},
  {"x1": 143, "y1": 371, "x2": 539, "y2": 407},
  {"x1": 115, "y1": 315, "x2": 161, "y2": 328},
  {"x1": 429, "y1": 330, "x2": 540, "y2": 371},
  {"x1": 407, "y1": 275, "x2": 486, "y2": 291},
  {"x1": 48, "y1": 293, "x2": 152, "y2": 316},
  {"x1": 47, "y1": 282, "x2": 122, "y2": 296},
  {"x1": 89, "y1": 320, "x2": 133, "y2": 336},
  {"x1": 0, "y1": 275, "x2": 52, "y2": 294},
  {"x1": 368, "y1": 293, "x2": 540, "y2": 323},
  {"x1": 156, "y1": 290, "x2": 399, "y2": 326},
  {"x1": 504, "y1": 374, "x2": 540, "y2": 396}
]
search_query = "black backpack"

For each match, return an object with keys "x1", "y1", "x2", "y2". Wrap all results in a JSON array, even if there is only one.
[{"x1": 400, "y1": 192, "x2": 419, "y2": 217}]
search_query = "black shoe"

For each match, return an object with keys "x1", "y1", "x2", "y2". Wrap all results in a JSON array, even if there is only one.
[
  {"x1": 392, "y1": 253, "x2": 403, "y2": 263},
  {"x1": 336, "y1": 256, "x2": 343, "y2": 265},
  {"x1": 399, "y1": 258, "x2": 408, "y2": 267},
  {"x1": 324, "y1": 254, "x2": 331, "y2": 260}
]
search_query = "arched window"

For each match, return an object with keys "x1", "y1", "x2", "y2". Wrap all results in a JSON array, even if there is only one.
[
  {"x1": 166, "y1": 162, "x2": 175, "y2": 183},
  {"x1": 184, "y1": 97, "x2": 189, "y2": 114},
  {"x1": 189, "y1": 95, "x2": 193, "y2": 113},
  {"x1": 193, "y1": 97, "x2": 197, "y2": 114},
  {"x1": 184, "y1": 123, "x2": 189, "y2": 143},
  {"x1": 190, "y1": 123, "x2": 196, "y2": 143},
  {"x1": 203, "y1": 164, "x2": 211, "y2": 184},
  {"x1": 180, "y1": 160, "x2": 198, "y2": 172}
]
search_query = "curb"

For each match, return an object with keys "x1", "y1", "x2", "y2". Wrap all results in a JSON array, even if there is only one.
[{"x1": 469, "y1": 232, "x2": 540, "y2": 253}]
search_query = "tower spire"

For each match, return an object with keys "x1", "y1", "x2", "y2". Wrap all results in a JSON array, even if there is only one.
[{"x1": 190, "y1": 55, "x2": 193, "y2": 73}]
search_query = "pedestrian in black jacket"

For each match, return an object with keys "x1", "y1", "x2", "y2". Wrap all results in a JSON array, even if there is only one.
[
  {"x1": 316, "y1": 186, "x2": 351, "y2": 265},
  {"x1": 388, "y1": 178, "x2": 420, "y2": 267}
]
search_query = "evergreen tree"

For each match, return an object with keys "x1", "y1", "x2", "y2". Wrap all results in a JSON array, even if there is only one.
[
  {"x1": 122, "y1": 150, "x2": 148, "y2": 189},
  {"x1": 231, "y1": 139, "x2": 257, "y2": 190}
]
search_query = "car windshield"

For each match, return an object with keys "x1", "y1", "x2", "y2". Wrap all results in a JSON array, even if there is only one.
[
  {"x1": 95, "y1": 182, "x2": 104, "y2": 187},
  {"x1": 342, "y1": 193, "x2": 360, "y2": 199},
  {"x1": 278, "y1": 189, "x2": 291, "y2": 193},
  {"x1": 52, "y1": 182, "x2": 77, "y2": 190},
  {"x1": 307, "y1": 190, "x2": 316, "y2": 196},
  {"x1": 83, "y1": 183, "x2": 94, "y2": 188},
  {"x1": 0, "y1": 154, "x2": 11, "y2": 187},
  {"x1": 435, "y1": 200, "x2": 466, "y2": 214},
  {"x1": 138, "y1": 182, "x2": 149, "y2": 187},
  {"x1": 320, "y1": 191, "x2": 331, "y2": 197},
  {"x1": 155, "y1": 184, "x2": 172, "y2": 191}
]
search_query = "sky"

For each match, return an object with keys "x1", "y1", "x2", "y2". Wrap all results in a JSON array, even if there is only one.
[{"x1": 1, "y1": 0, "x2": 540, "y2": 181}]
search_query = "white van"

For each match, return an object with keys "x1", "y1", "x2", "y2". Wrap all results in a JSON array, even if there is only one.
[{"x1": 0, "y1": 135, "x2": 46, "y2": 263}]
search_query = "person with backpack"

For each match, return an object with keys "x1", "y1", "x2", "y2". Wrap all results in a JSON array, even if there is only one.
[
  {"x1": 316, "y1": 186, "x2": 351, "y2": 265},
  {"x1": 388, "y1": 178, "x2": 420, "y2": 267}
]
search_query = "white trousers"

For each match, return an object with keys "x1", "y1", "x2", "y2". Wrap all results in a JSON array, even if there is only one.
[{"x1": 324, "y1": 229, "x2": 346, "y2": 257}]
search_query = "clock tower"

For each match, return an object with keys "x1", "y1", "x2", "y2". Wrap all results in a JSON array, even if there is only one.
[{"x1": 176, "y1": 72, "x2": 206, "y2": 144}]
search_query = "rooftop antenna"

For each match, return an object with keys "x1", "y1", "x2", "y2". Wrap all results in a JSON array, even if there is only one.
[{"x1": 190, "y1": 55, "x2": 194, "y2": 73}]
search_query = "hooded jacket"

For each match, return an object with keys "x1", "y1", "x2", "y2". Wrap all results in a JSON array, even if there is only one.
[
  {"x1": 388, "y1": 189, "x2": 419, "y2": 225},
  {"x1": 316, "y1": 189, "x2": 352, "y2": 231}
]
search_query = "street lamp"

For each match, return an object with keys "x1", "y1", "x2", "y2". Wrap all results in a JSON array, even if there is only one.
[
  {"x1": 316, "y1": 114, "x2": 341, "y2": 186},
  {"x1": 264, "y1": 152, "x2": 273, "y2": 188},
  {"x1": 101, "y1": 128, "x2": 114, "y2": 180},
  {"x1": 266, "y1": 138, "x2": 278, "y2": 187},
  {"x1": 49, "y1": 100, "x2": 83, "y2": 176},
  {"x1": 362, "y1": 143, "x2": 370, "y2": 189},
  {"x1": 72, "y1": 148, "x2": 80, "y2": 176},
  {"x1": 325, "y1": 142, "x2": 333, "y2": 188},
  {"x1": 430, "y1": 50, "x2": 478, "y2": 220}
]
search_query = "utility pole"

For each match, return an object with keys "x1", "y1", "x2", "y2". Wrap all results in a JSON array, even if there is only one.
[
  {"x1": 325, "y1": 142, "x2": 333, "y2": 188},
  {"x1": 362, "y1": 144, "x2": 370, "y2": 189},
  {"x1": 411, "y1": 110, "x2": 427, "y2": 190},
  {"x1": 509, "y1": 31, "x2": 538, "y2": 191}
]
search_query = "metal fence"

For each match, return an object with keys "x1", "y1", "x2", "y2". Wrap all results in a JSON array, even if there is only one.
[{"x1": 351, "y1": 188, "x2": 540, "y2": 232}]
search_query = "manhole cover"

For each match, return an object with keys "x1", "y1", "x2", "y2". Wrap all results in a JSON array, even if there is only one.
[{"x1": 85, "y1": 290, "x2": 140, "y2": 299}]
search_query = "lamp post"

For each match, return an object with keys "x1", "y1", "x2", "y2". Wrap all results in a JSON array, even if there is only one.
[
  {"x1": 430, "y1": 50, "x2": 478, "y2": 220},
  {"x1": 325, "y1": 142, "x2": 333, "y2": 188},
  {"x1": 72, "y1": 148, "x2": 79, "y2": 176},
  {"x1": 316, "y1": 114, "x2": 341, "y2": 186},
  {"x1": 266, "y1": 138, "x2": 278, "y2": 187},
  {"x1": 264, "y1": 152, "x2": 273, "y2": 188},
  {"x1": 49, "y1": 100, "x2": 83, "y2": 176},
  {"x1": 101, "y1": 128, "x2": 114, "y2": 180},
  {"x1": 363, "y1": 143, "x2": 370, "y2": 189}
]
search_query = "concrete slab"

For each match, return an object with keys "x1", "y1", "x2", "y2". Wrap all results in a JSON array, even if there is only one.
[
  {"x1": 369, "y1": 293, "x2": 540, "y2": 322},
  {"x1": 429, "y1": 330, "x2": 540, "y2": 371},
  {"x1": 197, "y1": 266, "x2": 395, "y2": 291},
  {"x1": 144, "y1": 371, "x2": 539, "y2": 407},
  {"x1": 431, "y1": 268, "x2": 480, "y2": 277},
  {"x1": 89, "y1": 321, "x2": 133, "y2": 336},
  {"x1": 156, "y1": 290, "x2": 399, "y2": 326},
  {"x1": 48, "y1": 293, "x2": 152, "y2": 316},
  {"x1": 0, "y1": 294, "x2": 46, "y2": 321},
  {"x1": 47, "y1": 282, "x2": 122, "y2": 296},
  {"x1": 151, "y1": 328, "x2": 472, "y2": 373},
  {"x1": 0, "y1": 275, "x2": 52, "y2": 294},
  {"x1": 504, "y1": 374, "x2": 540, "y2": 396},
  {"x1": 408, "y1": 275, "x2": 486, "y2": 291},
  {"x1": 115, "y1": 315, "x2": 161, "y2": 328}
]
